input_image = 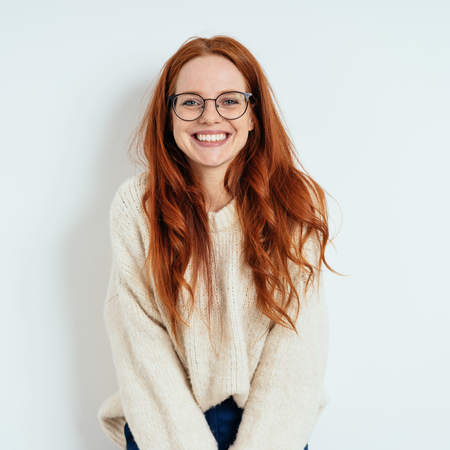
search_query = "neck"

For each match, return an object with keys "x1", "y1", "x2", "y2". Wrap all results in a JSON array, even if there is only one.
[
  {"x1": 194, "y1": 167, "x2": 232, "y2": 212},
  {"x1": 207, "y1": 189, "x2": 232, "y2": 213}
]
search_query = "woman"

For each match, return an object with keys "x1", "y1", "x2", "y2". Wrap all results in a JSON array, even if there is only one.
[{"x1": 98, "y1": 35, "x2": 335, "y2": 450}]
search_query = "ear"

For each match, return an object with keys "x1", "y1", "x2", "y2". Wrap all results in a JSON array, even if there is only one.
[{"x1": 248, "y1": 110, "x2": 255, "y2": 131}]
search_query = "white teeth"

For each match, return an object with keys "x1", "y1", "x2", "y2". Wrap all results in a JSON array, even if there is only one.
[{"x1": 196, "y1": 133, "x2": 227, "y2": 142}]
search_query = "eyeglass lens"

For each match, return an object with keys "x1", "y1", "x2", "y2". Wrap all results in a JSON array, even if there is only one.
[{"x1": 173, "y1": 92, "x2": 248, "y2": 121}]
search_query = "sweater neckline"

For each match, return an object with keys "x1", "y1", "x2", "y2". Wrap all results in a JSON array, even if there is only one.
[{"x1": 207, "y1": 197, "x2": 239, "y2": 232}]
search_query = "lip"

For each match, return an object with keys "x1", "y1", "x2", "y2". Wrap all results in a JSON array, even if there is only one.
[{"x1": 191, "y1": 130, "x2": 231, "y2": 147}]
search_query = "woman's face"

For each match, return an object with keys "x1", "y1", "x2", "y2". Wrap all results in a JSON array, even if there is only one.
[{"x1": 171, "y1": 55, "x2": 254, "y2": 180}]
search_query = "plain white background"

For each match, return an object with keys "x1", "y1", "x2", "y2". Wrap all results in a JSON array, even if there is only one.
[{"x1": 1, "y1": 1, "x2": 449, "y2": 449}]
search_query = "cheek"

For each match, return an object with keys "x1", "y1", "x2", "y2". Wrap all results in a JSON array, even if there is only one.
[
  {"x1": 236, "y1": 115, "x2": 254, "y2": 140},
  {"x1": 173, "y1": 129, "x2": 182, "y2": 148},
  {"x1": 171, "y1": 115, "x2": 180, "y2": 139},
  {"x1": 172, "y1": 121, "x2": 191, "y2": 150}
]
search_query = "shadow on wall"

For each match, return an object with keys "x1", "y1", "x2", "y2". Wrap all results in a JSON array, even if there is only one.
[{"x1": 63, "y1": 78, "x2": 153, "y2": 449}]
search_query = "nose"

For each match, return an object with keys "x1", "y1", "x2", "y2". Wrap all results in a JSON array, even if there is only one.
[{"x1": 199, "y1": 99, "x2": 222, "y2": 124}]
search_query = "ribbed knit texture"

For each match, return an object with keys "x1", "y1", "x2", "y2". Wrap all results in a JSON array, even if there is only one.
[{"x1": 98, "y1": 172, "x2": 329, "y2": 450}]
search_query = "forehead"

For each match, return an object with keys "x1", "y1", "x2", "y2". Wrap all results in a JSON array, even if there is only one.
[{"x1": 174, "y1": 55, "x2": 248, "y2": 95}]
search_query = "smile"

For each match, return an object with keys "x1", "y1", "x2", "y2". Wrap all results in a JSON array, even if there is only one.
[{"x1": 195, "y1": 133, "x2": 227, "y2": 142}]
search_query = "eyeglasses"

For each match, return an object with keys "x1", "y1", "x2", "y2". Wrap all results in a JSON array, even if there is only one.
[{"x1": 169, "y1": 91, "x2": 252, "y2": 121}]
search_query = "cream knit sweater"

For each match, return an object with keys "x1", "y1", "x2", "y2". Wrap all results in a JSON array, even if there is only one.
[{"x1": 98, "y1": 172, "x2": 329, "y2": 450}]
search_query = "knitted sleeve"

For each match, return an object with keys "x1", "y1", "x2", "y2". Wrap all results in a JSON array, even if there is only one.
[
  {"x1": 104, "y1": 177, "x2": 218, "y2": 450},
  {"x1": 229, "y1": 236, "x2": 329, "y2": 450}
]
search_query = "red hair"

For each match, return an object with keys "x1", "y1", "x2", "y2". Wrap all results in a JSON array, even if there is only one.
[{"x1": 133, "y1": 36, "x2": 337, "y2": 347}]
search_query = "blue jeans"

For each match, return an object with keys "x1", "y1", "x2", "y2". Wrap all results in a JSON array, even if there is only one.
[{"x1": 124, "y1": 396, "x2": 308, "y2": 450}]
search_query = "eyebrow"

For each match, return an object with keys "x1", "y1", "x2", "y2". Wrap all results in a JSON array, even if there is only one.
[{"x1": 175, "y1": 89, "x2": 245, "y2": 96}]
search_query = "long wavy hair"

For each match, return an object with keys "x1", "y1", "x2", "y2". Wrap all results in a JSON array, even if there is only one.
[{"x1": 133, "y1": 36, "x2": 337, "y2": 347}]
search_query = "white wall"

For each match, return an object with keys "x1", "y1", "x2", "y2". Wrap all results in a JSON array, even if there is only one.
[{"x1": 1, "y1": 1, "x2": 449, "y2": 449}]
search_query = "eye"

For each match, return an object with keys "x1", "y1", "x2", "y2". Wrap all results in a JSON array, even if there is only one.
[
  {"x1": 218, "y1": 93, "x2": 245, "y2": 107},
  {"x1": 182, "y1": 99, "x2": 201, "y2": 107},
  {"x1": 176, "y1": 94, "x2": 204, "y2": 108}
]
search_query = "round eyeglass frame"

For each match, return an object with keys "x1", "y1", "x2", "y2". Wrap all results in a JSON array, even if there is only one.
[{"x1": 168, "y1": 91, "x2": 253, "y2": 121}]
